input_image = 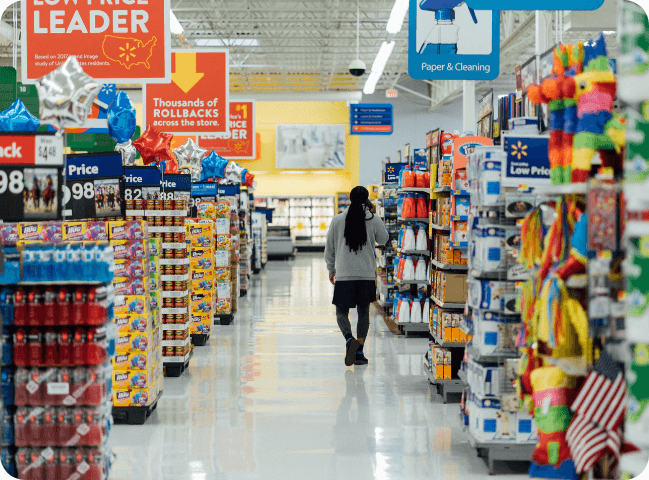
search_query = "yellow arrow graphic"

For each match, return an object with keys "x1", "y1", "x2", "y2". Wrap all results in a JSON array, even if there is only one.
[{"x1": 172, "y1": 52, "x2": 204, "y2": 94}]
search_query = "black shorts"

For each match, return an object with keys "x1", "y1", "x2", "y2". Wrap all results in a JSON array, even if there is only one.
[{"x1": 332, "y1": 280, "x2": 376, "y2": 308}]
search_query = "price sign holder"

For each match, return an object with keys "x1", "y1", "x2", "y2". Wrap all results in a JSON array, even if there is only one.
[
  {"x1": 161, "y1": 173, "x2": 191, "y2": 202},
  {"x1": 63, "y1": 152, "x2": 124, "y2": 220},
  {"x1": 190, "y1": 182, "x2": 217, "y2": 217},
  {"x1": 0, "y1": 133, "x2": 65, "y2": 221},
  {"x1": 123, "y1": 166, "x2": 163, "y2": 204}
]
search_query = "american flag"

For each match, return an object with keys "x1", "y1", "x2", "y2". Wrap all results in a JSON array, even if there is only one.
[{"x1": 565, "y1": 350, "x2": 626, "y2": 474}]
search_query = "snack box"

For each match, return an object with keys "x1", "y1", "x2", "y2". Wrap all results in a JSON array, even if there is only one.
[
  {"x1": 0, "y1": 224, "x2": 18, "y2": 244},
  {"x1": 192, "y1": 278, "x2": 214, "y2": 293},
  {"x1": 190, "y1": 292, "x2": 213, "y2": 315},
  {"x1": 197, "y1": 202, "x2": 216, "y2": 219},
  {"x1": 149, "y1": 272, "x2": 159, "y2": 291},
  {"x1": 112, "y1": 348, "x2": 160, "y2": 371},
  {"x1": 108, "y1": 220, "x2": 147, "y2": 241},
  {"x1": 110, "y1": 239, "x2": 149, "y2": 260},
  {"x1": 116, "y1": 328, "x2": 160, "y2": 354},
  {"x1": 214, "y1": 267, "x2": 230, "y2": 283},
  {"x1": 216, "y1": 235, "x2": 232, "y2": 251},
  {"x1": 214, "y1": 298, "x2": 232, "y2": 315},
  {"x1": 148, "y1": 237, "x2": 161, "y2": 257},
  {"x1": 187, "y1": 224, "x2": 214, "y2": 247},
  {"x1": 20, "y1": 222, "x2": 62, "y2": 243},
  {"x1": 113, "y1": 383, "x2": 158, "y2": 407},
  {"x1": 214, "y1": 251, "x2": 229, "y2": 267},
  {"x1": 149, "y1": 255, "x2": 159, "y2": 276},
  {"x1": 216, "y1": 283, "x2": 232, "y2": 300},
  {"x1": 149, "y1": 290, "x2": 160, "y2": 312},
  {"x1": 114, "y1": 294, "x2": 152, "y2": 316},
  {"x1": 455, "y1": 197, "x2": 470, "y2": 216},
  {"x1": 190, "y1": 247, "x2": 213, "y2": 271},
  {"x1": 190, "y1": 314, "x2": 211, "y2": 335},
  {"x1": 112, "y1": 367, "x2": 156, "y2": 390},
  {"x1": 114, "y1": 312, "x2": 156, "y2": 335},
  {"x1": 113, "y1": 276, "x2": 150, "y2": 296},
  {"x1": 215, "y1": 202, "x2": 230, "y2": 218},
  {"x1": 215, "y1": 218, "x2": 230, "y2": 235},
  {"x1": 114, "y1": 258, "x2": 150, "y2": 279}
]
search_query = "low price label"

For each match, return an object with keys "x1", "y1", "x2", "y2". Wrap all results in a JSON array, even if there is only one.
[{"x1": 123, "y1": 166, "x2": 162, "y2": 202}]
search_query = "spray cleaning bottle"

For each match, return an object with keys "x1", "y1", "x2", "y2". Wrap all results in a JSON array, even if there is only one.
[{"x1": 418, "y1": 0, "x2": 478, "y2": 55}]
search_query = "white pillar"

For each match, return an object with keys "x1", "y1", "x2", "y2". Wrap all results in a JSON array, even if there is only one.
[{"x1": 462, "y1": 80, "x2": 475, "y2": 134}]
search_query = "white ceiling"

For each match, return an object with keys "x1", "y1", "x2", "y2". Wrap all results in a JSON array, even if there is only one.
[{"x1": 0, "y1": 1, "x2": 617, "y2": 108}]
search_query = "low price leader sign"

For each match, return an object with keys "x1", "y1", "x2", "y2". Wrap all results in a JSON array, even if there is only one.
[
  {"x1": 198, "y1": 101, "x2": 256, "y2": 159},
  {"x1": 21, "y1": 0, "x2": 171, "y2": 83},
  {"x1": 144, "y1": 50, "x2": 230, "y2": 136}
]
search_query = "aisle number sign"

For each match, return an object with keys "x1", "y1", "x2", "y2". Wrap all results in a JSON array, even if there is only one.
[
  {"x1": 21, "y1": 0, "x2": 171, "y2": 83},
  {"x1": 144, "y1": 50, "x2": 230, "y2": 136},
  {"x1": 198, "y1": 101, "x2": 256, "y2": 159}
]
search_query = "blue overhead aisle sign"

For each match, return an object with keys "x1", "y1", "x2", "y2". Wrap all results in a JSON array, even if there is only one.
[{"x1": 350, "y1": 104, "x2": 393, "y2": 135}]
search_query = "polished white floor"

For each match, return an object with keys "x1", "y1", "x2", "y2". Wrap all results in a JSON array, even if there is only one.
[{"x1": 110, "y1": 254, "x2": 528, "y2": 480}]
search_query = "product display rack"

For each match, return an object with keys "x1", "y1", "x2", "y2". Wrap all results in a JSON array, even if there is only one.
[
  {"x1": 376, "y1": 184, "x2": 399, "y2": 313},
  {"x1": 264, "y1": 195, "x2": 334, "y2": 248},
  {"x1": 335, "y1": 191, "x2": 350, "y2": 214}
]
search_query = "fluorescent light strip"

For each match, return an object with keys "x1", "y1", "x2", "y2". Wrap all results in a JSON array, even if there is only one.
[
  {"x1": 386, "y1": 0, "x2": 409, "y2": 34},
  {"x1": 282, "y1": 170, "x2": 307, "y2": 175},
  {"x1": 363, "y1": 41, "x2": 395, "y2": 95},
  {"x1": 170, "y1": 10, "x2": 183, "y2": 34}
]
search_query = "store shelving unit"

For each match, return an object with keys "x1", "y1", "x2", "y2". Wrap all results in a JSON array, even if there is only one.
[
  {"x1": 263, "y1": 195, "x2": 334, "y2": 249},
  {"x1": 398, "y1": 322, "x2": 429, "y2": 337},
  {"x1": 423, "y1": 355, "x2": 464, "y2": 403}
]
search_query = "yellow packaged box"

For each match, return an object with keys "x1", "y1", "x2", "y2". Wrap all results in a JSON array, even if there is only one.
[
  {"x1": 189, "y1": 247, "x2": 213, "y2": 270},
  {"x1": 112, "y1": 367, "x2": 156, "y2": 390},
  {"x1": 149, "y1": 290, "x2": 160, "y2": 312},
  {"x1": 113, "y1": 276, "x2": 150, "y2": 296},
  {"x1": 116, "y1": 328, "x2": 160, "y2": 354},
  {"x1": 215, "y1": 202, "x2": 230, "y2": 218},
  {"x1": 214, "y1": 267, "x2": 230, "y2": 283},
  {"x1": 107, "y1": 220, "x2": 147, "y2": 241},
  {"x1": 190, "y1": 292, "x2": 213, "y2": 315},
  {"x1": 216, "y1": 235, "x2": 232, "y2": 251},
  {"x1": 114, "y1": 295, "x2": 151, "y2": 316},
  {"x1": 187, "y1": 223, "x2": 214, "y2": 247},
  {"x1": 148, "y1": 237, "x2": 161, "y2": 257},
  {"x1": 112, "y1": 349, "x2": 157, "y2": 371},
  {"x1": 197, "y1": 202, "x2": 216, "y2": 219},
  {"x1": 215, "y1": 297, "x2": 232, "y2": 315},
  {"x1": 113, "y1": 384, "x2": 158, "y2": 407},
  {"x1": 113, "y1": 312, "x2": 156, "y2": 335},
  {"x1": 190, "y1": 314, "x2": 211, "y2": 335},
  {"x1": 114, "y1": 258, "x2": 150, "y2": 279}
]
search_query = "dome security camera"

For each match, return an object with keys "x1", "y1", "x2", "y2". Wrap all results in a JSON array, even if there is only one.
[{"x1": 349, "y1": 59, "x2": 367, "y2": 77}]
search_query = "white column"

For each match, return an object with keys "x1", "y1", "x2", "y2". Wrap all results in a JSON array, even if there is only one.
[{"x1": 462, "y1": 80, "x2": 475, "y2": 134}]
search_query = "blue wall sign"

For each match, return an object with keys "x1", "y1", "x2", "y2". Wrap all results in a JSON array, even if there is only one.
[
  {"x1": 502, "y1": 135, "x2": 550, "y2": 186},
  {"x1": 161, "y1": 174, "x2": 191, "y2": 192},
  {"x1": 123, "y1": 166, "x2": 161, "y2": 187},
  {"x1": 409, "y1": 3, "x2": 500, "y2": 81},
  {"x1": 350, "y1": 104, "x2": 393, "y2": 135},
  {"x1": 191, "y1": 183, "x2": 218, "y2": 197},
  {"x1": 384, "y1": 163, "x2": 407, "y2": 183}
]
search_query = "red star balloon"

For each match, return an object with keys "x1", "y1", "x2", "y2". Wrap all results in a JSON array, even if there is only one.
[
  {"x1": 132, "y1": 125, "x2": 173, "y2": 166},
  {"x1": 165, "y1": 158, "x2": 179, "y2": 174},
  {"x1": 243, "y1": 171, "x2": 255, "y2": 187}
]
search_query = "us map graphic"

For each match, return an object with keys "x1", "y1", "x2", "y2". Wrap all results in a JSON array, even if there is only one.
[{"x1": 102, "y1": 35, "x2": 157, "y2": 69}]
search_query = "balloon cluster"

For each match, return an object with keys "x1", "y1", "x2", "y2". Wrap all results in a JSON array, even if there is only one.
[
  {"x1": 201, "y1": 152, "x2": 228, "y2": 182},
  {"x1": 107, "y1": 91, "x2": 138, "y2": 166},
  {"x1": 174, "y1": 138, "x2": 206, "y2": 181},
  {"x1": 0, "y1": 99, "x2": 40, "y2": 132}
]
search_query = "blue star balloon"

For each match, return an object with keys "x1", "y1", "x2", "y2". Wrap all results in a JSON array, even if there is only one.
[
  {"x1": 107, "y1": 91, "x2": 137, "y2": 144},
  {"x1": 241, "y1": 168, "x2": 248, "y2": 183},
  {"x1": 0, "y1": 99, "x2": 40, "y2": 132},
  {"x1": 215, "y1": 155, "x2": 229, "y2": 179},
  {"x1": 201, "y1": 151, "x2": 218, "y2": 182}
]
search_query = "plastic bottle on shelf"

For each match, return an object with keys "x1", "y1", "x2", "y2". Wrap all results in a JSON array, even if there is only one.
[
  {"x1": 416, "y1": 194, "x2": 428, "y2": 219},
  {"x1": 402, "y1": 166, "x2": 415, "y2": 188},
  {"x1": 415, "y1": 257, "x2": 427, "y2": 281},
  {"x1": 402, "y1": 256, "x2": 415, "y2": 281},
  {"x1": 402, "y1": 194, "x2": 416, "y2": 218},
  {"x1": 411, "y1": 300, "x2": 422, "y2": 324},
  {"x1": 422, "y1": 298, "x2": 430, "y2": 326},
  {"x1": 415, "y1": 224, "x2": 428, "y2": 251},
  {"x1": 399, "y1": 296, "x2": 411, "y2": 323},
  {"x1": 403, "y1": 226, "x2": 416, "y2": 251}
]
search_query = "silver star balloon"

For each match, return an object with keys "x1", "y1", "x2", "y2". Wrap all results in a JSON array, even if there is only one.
[
  {"x1": 35, "y1": 56, "x2": 102, "y2": 129},
  {"x1": 225, "y1": 161, "x2": 244, "y2": 184},
  {"x1": 174, "y1": 138, "x2": 206, "y2": 182},
  {"x1": 116, "y1": 140, "x2": 137, "y2": 166}
]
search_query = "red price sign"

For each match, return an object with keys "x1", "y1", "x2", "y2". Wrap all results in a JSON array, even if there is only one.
[
  {"x1": 21, "y1": 0, "x2": 171, "y2": 83},
  {"x1": 198, "y1": 101, "x2": 256, "y2": 159},
  {"x1": 144, "y1": 50, "x2": 230, "y2": 136}
]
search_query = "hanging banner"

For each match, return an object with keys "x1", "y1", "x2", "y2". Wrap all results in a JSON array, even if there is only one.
[
  {"x1": 350, "y1": 104, "x2": 393, "y2": 135},
  {"x1": 409, "y1": 2, "x2": 499, "y2": 81},
  {"x1": 63, "y1": 152, "x2": 123, "y2": 219},
  {"x1": 144, "y1": 50, "x2": 230, "y2": 136},
  {"x1": 21, "y1": 0, "x2": 171, "y2": 83},
  {"x1": 198, "y1": 100, "x2": 256, "y2": 159}
]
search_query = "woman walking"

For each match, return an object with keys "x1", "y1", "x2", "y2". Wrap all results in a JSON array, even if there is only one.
[{"x1": 325, "y1": 186, "x2": 389, "y2": 366}]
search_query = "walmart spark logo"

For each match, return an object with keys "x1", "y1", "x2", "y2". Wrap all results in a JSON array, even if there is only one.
[
  {"x1": 387, "y1": 166, "x2": 395, "y2": 173},
  {"x1": 511, "y1": 141, "x2": 528, "y2": 160},
  {"x1": 119, "y1": 43, "x2": 137, "y2": 63}
]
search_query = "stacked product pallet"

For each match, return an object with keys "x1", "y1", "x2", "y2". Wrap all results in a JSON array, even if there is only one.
[
  {"x1": 0, "y1": 221, "x2": 117, "y2": 479},
  {"x1": 186, "y1": 221, "x2": 214, "y2": 347},
  {"x1": 376, "y1": 184, "x2": 399, "y2": 312},
  {"x1": 106, "y1": 218, "x2": 163, "y2": 424},
  {"x1": 213, "y1": 201, "x2": 239, "y2": 325},
  {"x1": 125, "y1": 200, "x2": 192, "y2": 378}
]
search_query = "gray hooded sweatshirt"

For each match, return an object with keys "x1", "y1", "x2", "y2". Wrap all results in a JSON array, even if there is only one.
[{"x1": 325, "y1": 208, "x2": 389, "y2": 281}]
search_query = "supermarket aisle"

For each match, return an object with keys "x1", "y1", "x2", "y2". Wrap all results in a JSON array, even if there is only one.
[{"x1": 110, "y1": 255, "x2": 526, "y2": 480}]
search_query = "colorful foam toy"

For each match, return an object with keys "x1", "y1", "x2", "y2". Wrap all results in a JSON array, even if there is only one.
[
  {"x1": 559, "y1": 43, "x2": 584, "y2": 184},
  {"x1": 564, "y1": 34, "x2": 626, "y2": 182}
]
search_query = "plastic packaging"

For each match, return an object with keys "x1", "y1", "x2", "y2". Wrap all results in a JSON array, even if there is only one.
[
  {"x1": 401, "y1": 194, "x2": 416, "y2": 219},
  {"x1": 411, "y1": 300, "x2": 422, "y2": 324},
  {"x1": 402, "y1": 256, "x2": 415, "y2": 281},
  {"x1": 415, "y1": 194, "x2": 428, "y2": 219},
  {"x1": 403, "y1": 226, "x2": 416, "y2": 251},
  {"x1": 414, "y1": 257, "x2": 427, "y2": 281}
]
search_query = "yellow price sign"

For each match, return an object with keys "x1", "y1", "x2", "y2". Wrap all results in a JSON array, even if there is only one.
[
  {"x1": 320, "y1": 222, "x2": 327, "y2": 230},
  {"x1": 296, "y1": 222, "x2": 304, "y2": 229}
]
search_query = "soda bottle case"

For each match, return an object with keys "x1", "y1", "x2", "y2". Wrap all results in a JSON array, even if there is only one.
[
  {"x1": 14, "y1": 403, "x2": 112, "y2": 447},
  {"x1": 15, "y1": 446, "x2": 109, "y2": 480},
  {"x1": 13, "y1": 365, "x2": 111, "y2": 407}
]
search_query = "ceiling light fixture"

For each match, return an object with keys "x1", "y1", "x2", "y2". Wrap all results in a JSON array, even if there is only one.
[
  {"x1": 282, "y1": 170, "x2": 307, "y2": 175},
  {"x1": 313, "y1": 170, "x2": 336, "y2": 174},
  {"x1": 196, "y1": 39, "x2": 260, "y2": 47},
  {"x1": 363, "y1": 41, "x2": 395, "y2": 95},
  {"x1": 169, "y1": 11, "x2": 183, "y2": 35},
  {"x1": 386, "y1": 0, "x2": 409, "y2": 34}
]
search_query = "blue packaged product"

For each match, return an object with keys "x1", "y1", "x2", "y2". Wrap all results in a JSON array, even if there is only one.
[
  {"x1": 38, "y1": 243, "x2": 55, "y2": 281},
  {"x1": 1, "y1": 448, "x2": 15, "y2": 477},
  {"x1": 1, "y1": 368, "x2": 13, "y2": 406},
  {"x1": 94, "y1": 243, "x2": 112, "y2": 282},
  {"x1": 67, "y1": 243, "x2": 83, "y2": 279},
  {"x1": 1, "y1": 407, "x2": 13, "y2": 446},
  {"x1": 0, "y1": 248, "x2": 20, "y2": 285},
  {"x1": 21, "y1": 244, "x2": 39, "y2": 282},
  {"x1": 0, "y1": 289, "x2": 13, "y2": 326},
  {"x1": 53, "y1": 243, "x2": 68, "y2": 280},
  {"x1": 82, "y1": 243, "x2": 96, "y2": 279},
  {"x1": 1, "y1": 328, "x2": 11, "y2": 366}
]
